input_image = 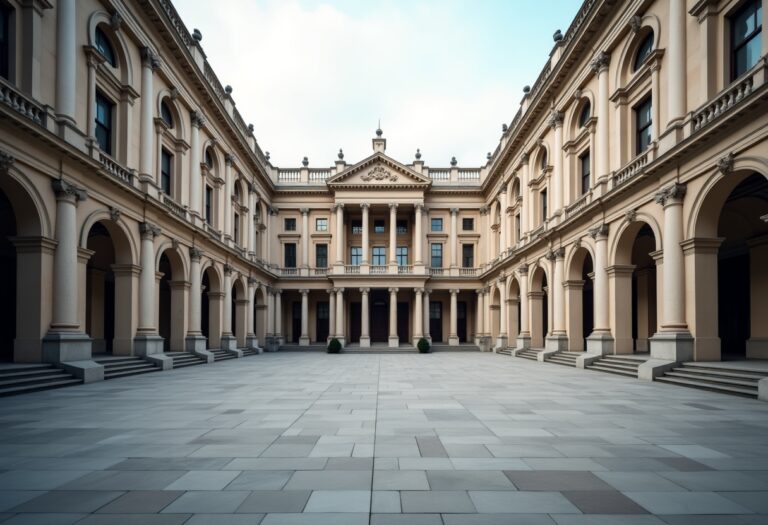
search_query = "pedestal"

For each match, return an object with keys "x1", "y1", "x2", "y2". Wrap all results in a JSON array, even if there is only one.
[
  {"x1": 388, "y1": 336, "x2": 399, "y2": 348},
  {"x1": 448, "y1": 335, "x2": 459, "y2": 346},
  {"x1": 516, "y1": 335, "x2": 531, "y2": 350},
  {"x1": 42, "y1": 332, "x2": 92, "y2": 363},
  {"x1": 747, "y1": 338, "x2": 768, "y2": 360},
  {"x1": 650, "y1": 331, "x2": 693, "y2": 362},
  {"x1": 359, "y1": 336, "x2": 371, "y2": 348},
  {"x1": 133, "y1": 334, "x2": 164, "y2": 356},
  {"x1": 545, "y1": 334, "x2": 569, "y2": 352},
  {"x1": 264, "y1": 336, "x2": 279, "y2": 352},
  {"x1": 299, "y1": 336, "x2": 310, "y2": 346},
  {"x1": 185, "y1": 335, "x2": 207, "y2": 352},
  {"x1": 220, "y1": 335, "x2": 237, "y2": 351},
  {"x1": 246, "y1": 336, "x2": 262, "y2": 353},
  {"x1": 586, "y1": 332, "x2": 614, "y2": 355},
  {"x1": 494, "y1": 335, "x2": 508, "y2": 351}
]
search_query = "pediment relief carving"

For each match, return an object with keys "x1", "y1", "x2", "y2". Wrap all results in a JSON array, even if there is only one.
[{"x1": 361, "y1": 165, "x2": 398, "y2": 182}]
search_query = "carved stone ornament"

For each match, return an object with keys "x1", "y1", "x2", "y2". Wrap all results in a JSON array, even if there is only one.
[
  {"x1": 629, "y1": 15, "x2": 642, "y2": 33},
  {"x1": 109, "y1": 206, "x2": 121, "y2": 222},
  {"x1": 717, "y1": 153, "x2": 735, "y2": 175},
  {"x1": 223, "y1": 264, "x2": 233, "y2": 275},
  {"x1": 361, "y1": 165, "x2": 398, "y2": 182},
  {"x1": 654, "y1": 183, "x2": 687, "y2": 206},
  {"x1": 625, "y1": 209, "x2": 637, "y2": 224},
  {"x1": 110, "y1": 12, "x2": 123, "y2": 30},
  {"x1": 518, "y1": 263, "x2": 529, "y2": 275},
  {"x1": 139, "y1": 222, "x2": 161, "y2": 238},
  {"x1": 589, "y1": 51, "x2": 610, "y2": 74},
  {"x1": 171, "y1": 238, "x2": 179, "y2": 250},
  {"x1": 548, "y1": 110, "x2": 564, "y2": 129},
  {"x1": 0, "y1": 151, "x2": 14, "y2": 174},
  {"x1": 189, "y1": 247, "x2": 202, "y2": 261},
  {"x1": 588, "y1": 224, "x2": 609, "y2": 239}
]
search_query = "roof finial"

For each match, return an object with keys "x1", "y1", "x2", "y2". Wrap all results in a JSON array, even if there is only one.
[{"x1": 376, "y1": 119, "x2": 383, "y2": 137}]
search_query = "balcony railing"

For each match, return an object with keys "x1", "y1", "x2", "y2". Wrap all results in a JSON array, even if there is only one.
[
  {"x1": 458, "y1": 169, "x2": 481, "y2": 180},
  {"x1": 345, "y1": 265, "x2": 360, "y2": 274},
  {"x1": 370, "y1": 265, "x2": 387, "y2": 274},
  {"x1": 429, "y1": 169, "x2": 450, "y2": 180},
  {"x1": 161, "y1": 193, "x2": 187, "y2": 219},
  {"x1": 565, "y1": 192, "x2": 590, "y2": 219},
  {"x1": 613, "y1": 148, "x2": 651, "y2": 188},
  {"x1": 98, "y1": 152, "x2": 134, "y2": 186},
  {"x1": 281, "y1": 267, "x2": 299, "y2": 276},
  {"x1": 429, "y1": 267, "x2": 445, "y2": 276},
  {"x1": 459, "y1": 267, "x2": 479, "y2": 276},
  {"x1": 0, "y1": 77, "x2": 46, "y2": 127},
  {"x1": 397, "y1": 265, "x2": 413, "y2": 274},
  {"x1": 314, "y1": 267, "x2": 328, "y2": 276},
  {"x1": 204, "y1": 222, "x2": 222, "y2": 241},
  {"x1": 278, "y1": 170, "x2": 300, "y2": 182},
  {"x1": 309, "y1": 169, "x2": 331, "y2": 182}
]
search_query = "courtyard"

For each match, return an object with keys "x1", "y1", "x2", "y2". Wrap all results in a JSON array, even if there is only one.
[{"x1": 0, "y1": 353, "x2": 767, "y2": 524}]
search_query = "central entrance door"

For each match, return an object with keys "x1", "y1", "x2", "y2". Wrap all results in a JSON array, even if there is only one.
[
  {"x1": 316, "y1": 301, "x2": 329, "y2": 342},
  {"x1": 457, "y1": 301, "x2": 467, "y2": 342},
  {"x1": 349, "y1": 302, "x2": 361, "y2": 343},
  {"x1": 370, "y1": 290, "x2": 388, "y2": 342},
  {"x1": 291, "y1": 302, "x2": 301, "y2": 343},
  {"x1": 397, "y1": 302, "x2": 409, "y2": 343},
  {"x1": 430, "y1": 301, "x2": 443, "y2": 342}
]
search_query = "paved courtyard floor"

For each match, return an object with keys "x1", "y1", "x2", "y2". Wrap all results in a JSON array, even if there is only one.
[{"x1": 1, "y1": 352, "x2": 768, "y2": 525}]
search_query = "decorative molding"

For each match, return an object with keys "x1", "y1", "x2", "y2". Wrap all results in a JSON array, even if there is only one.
[
  {"x1": 139, "y1": 222, "x2": 161, "y2": 239},
  {"x1": 223, "y1": 264, "x2": 234, "y2": 275},
  {"x1": 450, "y1": 208, "x2": 459, "y2": 215},
  {"x1": 361, "y1": 165, "x2": 398, "y2": 182},
  {"x1": 140, "y1": 47, "x2": 161, "y2": 70},
  {"x1": 189, "y1": 247, "x2": 202, "y2": 261},
  {"x1": 717, "y1": 153, "x2": 735, "y2": 175},
  {"x1": 224, "y1": 153, "x2": 235, "y2": 166},
  {"x1": 0, "y1": 151, "x2": 15, "y2": 175},
  {"x1": 589, "y1": 51, "x2": 610, "y2": 74},
  {"x1": 588, "y1": 224, "x2": 609, "y2": 239},
  {"x1": 51, "y1": 179, "x2": 87, "y2": 202},
  {"x1": 625, "y1": 209, "x2": 637, "y2": 223},
  {"x1": 628, "y1": 15, "x2": 642, "y2": 33},
  {"x1": 360, "y1": 287, "x2": 370, "y2": 294},
  {"x1": 299, "y1": 289, "x2": 309, "y2": 295},
  {"x1": 300, "y1": 208, "x2": 309, "y2": 215},
  {"x1": 388, "y1": 287, "x2": 399, "y2": 294},
  {"x1": 548, "y1": 110, "x2": 564, "y2": 129},
  {"x1": 654, "y1": 183, "x2": 687, "y2": 206},
  {"x1": 518, "y1": 263, "x2": 529, "y2": 275},
  {"x1": 190, "y1": 111, "x2": 206, "y2": 128}
]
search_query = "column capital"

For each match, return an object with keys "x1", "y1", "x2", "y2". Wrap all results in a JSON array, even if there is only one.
[
  {"x1": 336, "y1": 287, "x2": 345, "y2": 293},
  {"x1": 223, "y1": 263, "x2": 234, "y2": 275},
  {"x1": 332, "y1": 203, "x2": 345, "y2": 212},
  {"x1": 520, "y1": 152, "x2": 530, "y2": 165},
  {"x1": 450, "y1": 207, "x2": 459, "y2": 216},
  {"x1": 140, "y1": 46, "x2": 161, "y2": 70},
  {"x1": 359, "y1": 287, "x2": 370, "y2": 294},
  {"x1": 224, "y1": 153, "x2": 236, "y2": 166},
  {"x1": 389, "y1": 203, "x2": 398, "y2": 210},
  {"x1": 274, "y1": 288, "x2": 283, "y2": 296},
  {"x1": 588, "y1": 223, "x2": 609, "y2": 239},
  {"x1": 553, "y1": 247, "x2": 565, "y2": 259},
  {"x1": 589, "y1": 51, "x2": 610, "y2": 74},
  {"x1": 414, "y1": 287, "x2": 424, "y2": 294},
  {"x1": 414, "y1": 202, "x2": 425, "y2": 212},
  {"x1": 655, "y1": 183, "x2": 687, "y2": 206},
  {"x1": 300, "y1": 208, "x2": 309, "y2": 216},
  {"x1": 328, "y1": 288, "x2": 337, "y2": 295},
  {"x1": 499, "y1": 183, "x2": 508, "y2": 193},
  {"x1": 269, "y1": 206, "x2": 279, "y2": 216},
  {"x1": 299, "y1": 289, "x2": 309, "y2": 295},
  {"x1": 139, "y1": 222, "x2": 161, "y2": 239},
  {"x1": 248, "y1": 276, "x2": 259, "y2": 286},
  {"x1": 548, "y1": 110, "x2": 564, "y2": 129},
  {"x1": 717, "y1": 152, "x2": 735, "y2": 175},
  {"x1": 517, "y1": 263, "x2": 529, "y2": 275},
  {"x1": 388, "y1": 287, "x2": 399, "y2": 294},
  {"x1": 360, "y1": 203, "x2": 369, "y2": 210},
  {"x1": 475, "y1": 289, "x2": 484, "y2": 295},
  {"x1": 190, "y1": 110, "x2": 206, "y2": 128},
  {"x1": 450, "y1": 289, "x2": 459, "y2": 295},
  {"x1": 52, "y1": 179, "x2": 87, "y2": 203},
  {"x1": 189, "y1": 247, "x2": 203, "y2": 261},
  {"x1": 0, "y1": 150, "x2": 14, "y2": 175}
]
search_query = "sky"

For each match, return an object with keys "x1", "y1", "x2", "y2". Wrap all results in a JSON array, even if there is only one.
[{"x1": 172, "y1": 0, "x2": 582, "y2": 168}]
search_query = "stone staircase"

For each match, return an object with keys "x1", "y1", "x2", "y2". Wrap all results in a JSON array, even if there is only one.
[
  {"x1": 0, "y1": 364, "x2": 82, "y2": 397},
  {"x1": 496, "y1": 348, "x2": 513, "y2": 356},
  {"x1": 211, "y1": 349, "x2": 237, "y2": 362},
  {"x1": 242, "y1": 348, "x2": 261, "y2": 357},
  {"x1": 431, "y1": 344, "x2": 481, "y2": 352},
  {"x1": 167, "y1": 352, "x2": 207, "y2": 368},
  {"x1": 516, "y1": 349, "x2": 542, "y2": 361},
  {"x1": 587, "y1": 355, "x2": 644, "y2": 378},
  {"x1": 94, "y1": 356, "x2": 161, "y2": 380},
  {"x1": 546, "y1": 351, "x2": 580, "y2": 367},
  {"x1": 657, "y1": 362, "x2": 767, "y2": 398}
]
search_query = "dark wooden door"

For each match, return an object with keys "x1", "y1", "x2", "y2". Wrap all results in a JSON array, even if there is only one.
[
  {"x1": 397, "y1": 302, "x2": 409, "y2": 343},
  {"x1": 291, "y1": 302, "x2": 301, "y2": 343},
  {"x1": 371, "y1": 292, "x2": 388, "y2": 342},
  {"x1": 349, "y1": 302, "x2": 361, "y2": 343},
  {"x1": 316, "y1": 301, "x2": 329, "y2": 342},
  {"x1": 430, "y1": 301, "x2": 442, "y2": 342},
  {"x1": 457, "y1": 301, "x2": 467, "y2": 342}
]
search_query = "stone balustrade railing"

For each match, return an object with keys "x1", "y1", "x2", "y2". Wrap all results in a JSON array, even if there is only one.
[
  {"x1": 398, "y1": 265, "x2": 413, "y2": 274},
  {"x1": 161, "y1": 193, "x2": 187, "y2": 219},
  {"x1": 278, "y1": 170, "x2": 300, "y2": 182},
  {"x1": 0, "y1": 77, "x2": 46, "y2": 127},
  {"x1": 98, "y1": 152, "x2": 135, "y2": 186}
]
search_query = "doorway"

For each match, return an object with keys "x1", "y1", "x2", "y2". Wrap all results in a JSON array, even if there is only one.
[
  {"x1": 349, "y1": 302, "x2": 361, "y2": 343},
  {"x1": 457, "y1": 301, "x2": 467, "y2": 342},
  {"x1": 397, "y1": 302, "x2": 409, "y2": 343},
  {"x1": 316, "y1": 301, "x2": 329, "y2": 343},
  {"x1": 291, "y1": 302, "x2": 301, "y2": 343},
  {"x1": 371, "y1": 291, "x2": 388, "y2": 342},
  {"x1": 430, "y1": 301, "x2": 443, "y2": 342}
]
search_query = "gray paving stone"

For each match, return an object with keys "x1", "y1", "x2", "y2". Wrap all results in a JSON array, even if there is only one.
[
  {"x1": 561, "y1": 490, "x2": 649, "y2": 514},
  {"x1": 443, "y1": 515, "x2": 558, "y2": 525},
  {"x1": 468, "y1": 491, "x2": 580, "y2": 513},
  {"x1": 371, "y1": 491, "x2": 401, "y2": 513},
  {"x1": 57, "y1": 470, "x2": 185, "y2": 491},
  {"x1": 284, "y1": 470, "x2": 371, "y2": 490},
  {"x1": 76, "y1": 515, "x2": 191, "y2": 525},
  {"x1": 551, "y1": 516, "x2": 666, "y2": 525},
  {"x1": 370, "y1": 514, "x2": 443, "y2": 525},
  {"x1": 261, "y1": 513, "x2": 368, "y2": 525},
  {"x1": 504, "y1": 471, "x2": 614, "y2": 491},
  {"x1": 235, "y1": 490, "x2": 311, "y2": 513},
  {"x1": 416, "y1": 437, "x2": 449, "y2": 458},
  {"x1": 96, "y1": 490, "x2": 184, "y2": 513},
  {"x1": 161, "y1": 491, "x2": 250, "y2": 514},
  {"x1": 0, "y1": 514, "x2": 87, "y2": 525},
  {"x1": 225, "y1": 470, "x2": 293, "y2": 490},
  {"x1": 304, "y1": 490, "x2": 371, "y2": 512},
  {"x1": 11, "y1": 491, "x2": 124, "y2": 513},
  {"x1": 400, "y1": 491, "x2": 477, "y2": 513},
  {"x1": 623, "y1": 491, "x2": 753, "y2": 514},
  {"x1": 373, "y1": 470, "x2": 429, "y2": 490},
  {"x1": 184, "y1": 515, "x2": 265, "y2": 525},
  {"x1": 0, "y1": 470, "x2": 92, "y2": 490},
  {"x1": 0, "y1": 491, "x2": 42, "y2": 512},
  {"x1": 719, "y1": 491, "x2": 768, "y2": 513},
  {"x1": 427, "y1": 470, "x2": 515, "y2": 490},
  {"x1": 594, "y1": 472, "x2": 687, "y2": 492}
]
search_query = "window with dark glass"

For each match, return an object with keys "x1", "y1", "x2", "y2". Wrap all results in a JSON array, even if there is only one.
[
  {"x1": 515, "y1": 213, "x2": 521, "y2": 241},
  {"x1": 541, "y1": 189, "x2": 548, "y2": 221},
  {"x1": 431, "y1": 243, "x2": 443, "y2": 267},
  {"x1": 396, "y1": 219, "x2": 408, "y2": 234},
  {"x1": 633, "y1": 32, "x2": 654, "y2": 71},
  {"x1": 284, "y1": 218, "x2": 296, "y2": 231},
  {"x1": 316, "y1": 244, "x2": 328, "y2": 268},
  {"x1": 372, "y1": 246, "x2": 386, "y2": 265},
  {"x1": 160, "y1": 148, "x2": 172, "y2": 195},
  {"x1": 317, "y1": 302, "x2": 329, "y2": 320},
  {"x1": 731, "y1": 0, "x2": 762, "y2": 80},
  {"x1": 95, "y1": 91, "x2": 113, "y2": 154},
  {"x1": 374, "y1": 220, "x2": 385, "y2": 233},
  {"x1": 396, "y1": 246, "x2": 408, "y2": 266},
  {"x1": 95, "y1": 26, "x2": 117, "y2": 67},
  {"x1": 205, "y1": 148, "x2": 214, "y2": 169},
  {"x1": 635, "y1": 96, "x2": 653, "y2": 154},
  {"x1": 431, "y1": 218, "x2": 443, "y2": 232},
  {"x1": 233, "y1": 213, "x2": 240, "y2": 244},
  {"x1": 578, "y1": 101, "x2": 591, "y2": 128},
  {"x1": 204, "y1": 185, "x2": 213, "y2": 224},
  {"x1": 284, "y1": 243, "x2": 296, "y2": 268},
  {"x1": 462, "y1": 244, "x2": 474, "y2": 268},
  {"x1": 160, "y1": 100, "x2": 174, "y2": 128},
  {"x1": 579, "y1": 150, "x2": 591, "y2": 195},
  {"x1": 350, "y1": 246, "x2": 362, "y2": 266},
  {"x1": 316, "y1": 218, "x2": 328, "y2": 232},
  {"x1": 430, "y1": 302, "x2": 441, "y2": 319},
  {"x1": 462, "y1": 218, "x2": 474, "y2": 231},
  {"x1": 351, "y1": 219, "x2": 362, "y2": 234},
  {"x1": 233, "y1": 183, "x2": 241, "y2": 204},
  {"x1": 540, "y1": 149, "x2": 548, "y2": 170},
  {"x1": 0, "y1": 3, "x2": 11, "y2": 80}
]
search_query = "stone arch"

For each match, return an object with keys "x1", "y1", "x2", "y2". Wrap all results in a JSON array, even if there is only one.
[
  {"x1": 613, "y1": 14, "x2": 661, "y2": 88},
  {"x1": 531, "y1": 143, "x2": 550, "y2": 172},
  {"x1": 231, "y1": 274, "x2": 248, "y2": 346},
  {"x1": 87, "y1": 11, "x2": 134, "y2": 86},
  {"x1": 507, "y1": 275, "x2": 521, "y2": 343},
  {"x1": 202, "y1": 139, "x2": 221, "y2": 171},
  {"x1": 200, "y1": 260, "x2": 223, "y2": 348},
  {"x1": 156, "y1": 243, "x2": 188, "y2": 352},
  {"x1": 79, "y1": 210, "x2": 137, "y2": 265},
  {"x1": 566, "y1": 244, "x2": 596, "y2": 351},
  {"x1": 0, "y1": 166, "x2": 49, "y2": 237},
  {"x1": 529, "y1": 263, "x2": 549, "y2": 348},
  {"x1": 489, "y1": 283, "x2": 501, "y2": 342},
  {"x1": 610, "y1": 213, "x2": 662, "y2": 266},
  {"x1": 156, "y1": 90, "x2": 187, "y2": 141},
  {"x1": 154, "y1": 240, "x2": 188, "y2": 280},
  {"x1": 566, "y1": 89, "x2": 596, "y2": 138}
]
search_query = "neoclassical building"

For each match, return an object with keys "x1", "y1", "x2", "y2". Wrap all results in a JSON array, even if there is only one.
[{"x1": 0, "y1": 0, "x2": 766, "y2": 388}]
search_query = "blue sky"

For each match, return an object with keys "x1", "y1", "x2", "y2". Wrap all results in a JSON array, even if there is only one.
[{"x1": 173, "y1": 0, "x2": 582, "y2": 167}]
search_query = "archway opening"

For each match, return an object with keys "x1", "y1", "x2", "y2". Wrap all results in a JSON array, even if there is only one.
[
  {"x1": 0, "y1": 189, "x2": 16, "y2": 362},
  {"x1": 567, "y1": 247, "x2": 594, "y2": 352},
  {"x1": 201, "y1": 270, "x2": 210, "y2": 339},
  {"x1": 530, "y1": 267, "x2": 548, "y2": 348},
  {"x1": 582, "y1": 256, "x2": 594, "y2": 350},
  {"x1": 631, "y1": 224, "x2": 657, "y2": 353},
  {"x1": 158, "y1": 253, "x2": 172, "y2": 352},
  {"x1": 86, "y1": 222, "x2": 116, "y2": 354}
]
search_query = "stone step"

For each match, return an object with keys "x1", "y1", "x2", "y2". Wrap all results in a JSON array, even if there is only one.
[
  {"x1": 587, "y1": 364, "x2": 637, "y2": 377},
  {"x1": 664, "y1": 370, "x2": 759, "y2": 388},
  {"x1": 0, "y1": 364, "x2": 57, "y2": 376},
  {"x1": 0, "y1": 367, "x2": 69, "y2": 380},
  {"x1": 94, "y1": 356, "x2": 146, "y2": 365},
  {"x1": 0, "y1": 378, "x2": 83, "y2": 397},
  {"x1": 547, "y1": 356, "x2": 577, "y2": 367},
  {"x1": 592, "y1": 360, "x2": 640, "y2": 372},
  {"x1": 600, "y1": 357, "x2": 644, "y2": 367},
  {"x1": 674, "y1": 364, "x2": 767, "y2": 381},
  {"x1": 656, "y1": 375, "x2": 757, "y2": 398},
  {"x1": 496, "y1": 349, "x2": 512, "y2": 356},
  {"x1": 100, "y1": 362, "x2": 157, "y2": 373},
  {"x1": 517, "y1": 350, "x2": 540, "y2": 361},
  {"x1": 103, "y1": 367, "x2": 160, "y2": 380},
  {"x1": 0, "y1": 369, "x2": 78, "y2": 389}
]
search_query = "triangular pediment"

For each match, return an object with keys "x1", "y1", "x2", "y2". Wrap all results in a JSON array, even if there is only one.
[{"x1": 327, "y1": 152, "x2": 432, "y2": 189}]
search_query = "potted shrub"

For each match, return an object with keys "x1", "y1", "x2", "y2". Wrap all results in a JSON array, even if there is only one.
[
  {"x1": 417, "y1": 337, "x2": 431, "y2": 353},
  {"x1": 327, "y1": 338, "x2": 342, "y2": 354}
]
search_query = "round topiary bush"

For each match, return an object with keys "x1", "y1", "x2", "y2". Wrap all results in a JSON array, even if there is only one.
[
  {"x1": 417, "y1": 337, "x2": 431, "y2": 353},
  {"x1": 327, "y1": 338, "x2": 342, "y2": 354}
]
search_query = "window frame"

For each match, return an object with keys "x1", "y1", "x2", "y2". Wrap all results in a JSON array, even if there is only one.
[
  {"x1": 350, "y1": 246, "x2": 362, "y2": 266},
  {"x1": 284, "y1": 243, "x2": 297, "y2": 268},
  {"x1": 634, "y1": 95, "x2": 653, "y2": 154},
  {"x1": 95, "y1": 26, "x2": 117, "y2": 68},
  {"x1": 94, "y1": 91, "x2": 114, "y2": 155},
  {"x1": 541, "y1": 189, "x2": 548, "y2": 222},
  {"x1": 284, "y1": 218, "x2": 297, "y2": 232},
  {"x1": 373, "y1": 219, "x2": 385, "y2": 234},
  {"x1": 351, "y1": 219, "x2": 362, "y2": 234},
  {"x1": 633, "y1": 32, "x2": 654, "y2": 72},
  {"x1": 462, "y1": 244, "x2": 474, "y2": 268},
  {"x1": 0, "y1": 3, "x2": 13, "y2": 80},
  {"x1": 204, "y1": 185, "x2": 213, "y2": 225},
  {"x1": 160, "y1": 147, "x2": 173, "y2": 196},
  {"x1": 396, "y1": 219, "x2": 408, "y2": 234},
  {"x1": 315, "y1": 243, "x2": 328, "y2": 268},
  {"x1": 372, "y1": 246, "x2": 386, "y2": 266},
  {"x1": 431, "y1": 218, "x2": 443, "y2": 232},
  {"x1": 462, "y1": 217, "x2": 474, "y2": 231},
  {"x1": 160, "y1": 100, "x2": 174, "y2": 128},
  {"x1": 431, "y1": 243, "x2": 443, "y2": 268},
  {"x1": 579, "y1": 150, "x2": 591, "y2": 196},
  {"x1": 396, "y1": 246, "x2": 408, "y2": 266},
  {"x1": 315, "y1": 217, "x2": 328, "y2": 232},
  {"x1": 730, "y1": 0, "x2": 763, "y2": 80},
  {"x1": 578, "y1": 100, "x2": 592, "y2": 128}
]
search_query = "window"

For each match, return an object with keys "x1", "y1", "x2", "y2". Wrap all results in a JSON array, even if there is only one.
[
  {"x1": 579, "y1": 150, "x2": 591, "y2": 195},
  {"x1": 372, "y1": 246, "x2": 386, "y2": 266},
  {"x1": 284, "y1": 243, "x2": 296, "y2": 268},
  {"x1": 351, "y1": 220, "x2": 362, "y2": 234},
  {"x1": 160, "y1": 148, "x2": 172, "y2": 195},
  {"x1": 160, "y1": 100, "x2": 174, "y2": 128},
  {"x1": 205, "y1": 148, "x2": 214, "y2": 169},
  {"x1": 0, "y1": 3, "x2": 11, "y2": 80},
  {"x1": 431, "y1": 243, "x2": 443, "y2": 268},
  {"x1": 541, "y1": 189, "x2": 548, "y2": 222},
  {"x1": 284, "y1": 218, "x2": 296, "y2": 231},
  {"x1": 95, "y1": 91, "x2": 113, "y2": 154},
  {"x1": 396, "y1": 246, "x2": 408, "y2": 266},
  {"x1": 233, "y1": 183, "x2": 241, "y2": 204},
  {"x1": 316, "y1": 244, "x2": 328, "y2": 268},
  {"x1": 233, "y1": 213, "x2": 240, "y2": 244},
  {"x1": 462, "y1": 217, "x2": 474, "y2": 231},
  {"x1": 430, "y1": 302, "x2": 441, "y2": 320},
  {"x1": 316, "y1": 218, "x2": 328, "y2": 232},
  {"x1": 350, "y1": 246, "x2": 362, "y2": 266},
  {"x1": 95, "y1": 26, "x2": 117, "y2": 68},
  {"x1": 731, "y1": 0, "x2": 762, "y2": 80},
  {"x1": 635, "y1": 96, "x2": 653, "y2": 154},
  {"x1": 431, "y1": 218, "x2": 443, "y2": 232},
  {"x1": 396, "y1": 219, "x2": 408, "y2": 234},
  {"x1": 317, "y1": 302, "x2": 329, "y2": 320},
  {"x1": 515, "y1": 213, "x2": 521, "y2": 241},
  {"x1": 540, "y1": 149, "x2": 548, "y2": 170},
  {"x1": 374, "y1": 220, "x2": 385, "y2": 233},
  {"x1": 204, "y1": 185, "x2": 213, "y2": 224},
  {"x1": 633, "y1": 32, "x2": 654, "y2": 71},
  {"x1": 578, "y1": 101, "x2": 591, "y2": 128},
  {"x1": 462, "y1": 244, "x2": 474, "y2": 268}
]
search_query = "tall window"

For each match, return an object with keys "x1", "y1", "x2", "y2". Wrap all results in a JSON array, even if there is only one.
[
  {"x1": 431, "y1": 243, "x2": 443, "y2": 268},
  {"x1": 95, "y1": 26, "x2": 117, "y2": 68},
  {"x1": 633, "y1": 32, "x2": 654, "y2": 71},
  {"x1": 284, "y1": 243, "x2": 296, "y2": 268},
  {"x1": 284, "y1": 218, "x2": 296, "y2": 231},
  {"x1": 160, "y1": 100, "x2": 174, "y2": 128},
  {"x1": 579, "y1": 150, "x2": 591, "y2": 195},
  {"x1": 540, "y1": 149, "x2": 548, "y2": 170},
  {"x1": 205, "y1": 148, "x2": 214, "y2": 169},
  {"x1": 462, "y1": 218, "x2": 474, "y2": 231},
  {"x1": 160, "y1": 148, "x2": 172, "y2": 195},
  {"x1": 541, "y1": 189, "x2": 548, "y2": 222},
  {"x1": 0, "y1": 3, "x2": 11, "y2": 80},
  {"x1": 396, "y1": 246, "x2": 408, "y2": 266},
  {"x1": 316, "y1": 218, "x2": 328, "y2": 232},
  {"x1": 462, "y1": 244, "x2": 474, "y2": 268},
  {"x1": 350, "y1": 246, "x2": 362, "y2": 266},
  {"x1": 233, "y1": 213, "x2": 240, "y2": 245},
  {"x1": 374, "y1": 220, "x2": 385, "y2": 233},
  {"x1": 372, "y1": 246, "x2": 386, "y2": 265},
  {"x1": 316, "y1": 244, "x2": 328, "y2": 268},
  {"x1": 431, "y1": 218, "x2": 443, "y2": 232},
  {"x1": 578, "y1": 101, "x2": 591, "y2": 128},
  {"x1": 515, "y1": 213, "x2": 521, "y2": 241},
  {"x1": 731, "y1": 0, "x2": 762, "y2": 80},
  {"x1": 351, "y1": 220, "x2": 362, "y2": 234},
  {"x1": 396, "y1": 219, "x2": 408, "y2": 234},
  {"x1": 204, "y1": 185, "x2": 213, "y2": 224},
  {"x1": 95, "y1": 92, "x2": 113, "y2": 154},
  {"x1": 635, "y1": 96, "x2": 653, "y2": 154}
]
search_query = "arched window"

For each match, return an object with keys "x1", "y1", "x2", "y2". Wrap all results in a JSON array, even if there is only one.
[
  {"x1": 578, "y1": 101, "x2": 591, "y2": 128},
  {"x1": 633, "y1": 32, "x2": 654, "y2": 71},
  {"x1": 234, "y1": 182, "x2": 241, "y2": 202},
  {"x1": 205, "y1": 148, "x2": 214, "y2": 169},
  {"x1": 95, "y1": 26, "x2": 117, "y2": 68},
  {"x1": 160, "y1": 99, "x2": 174, "y2": 128},
  {"x1": 540, "y1": 148, "x2": 548, "y2": 170}
]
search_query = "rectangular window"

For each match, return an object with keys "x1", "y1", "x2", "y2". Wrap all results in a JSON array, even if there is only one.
[
  {"x1": 396, "y1": 219, "x2": 408, "y2": 234},
  {"x1": 431, "y1": 243, "x2": 443, "y2": 268},
  {"x1": 635, "y1": 96, "x2": 652, "y2": 154},
  {"x1": 160, "y1": 148, "x2": 172, "y2": 195},
  {"x1": 515, "y1": 213, "x2": 521, "y2": 241},
  {"x1": 0, "y1": 4, "x2": 11, "y2": 80},
  {"x1": 541, "y1": 190, "x2": 548, "y2": 222},
  {"x1": 430, "y1": 302, "x2": 441, "y2": 319},
  {"x1": 396, "y1": 246, "x2": 408, "y2": 266},
  {"x1": 284, "y1": 218, "x2": 296, "y2": 231},
  {"x1": 233, "y1": 213, "x2": 240, "y2": 245},
  {"x1": 462, "y1": 218, "x2": 474, "y2": 231},
  {"x1": 204, "y1": 185, "x2": 213, "y2": 224},
  {"x1": 315, "y1": 218, "x2": 328, "y2": 232},
  {"x1": 431, "y1": 218, "x2": 443, "y2": 232},
  {"x1": 372, "y1": 246, "x2": 386, "y2": 266},
  {"x1": 579, "y1": 150, "x2": 591, "y2": 195},
  {"x1": 731, "y1": 0, "x2": 762, "y2": 80},
  {"x1": 350, "y1": 246, "x2": 362, "y2": 266},
  {"x1": 284, "y1": 243, "x2": 296, "y2": 268},
  {"x1": 315, "y1": 244, "x2": 328, "y2": 268},
  {"x1": 95, "y1": 91, "x2": 113, "y2": 155},
  {"x1": 374, "y1": 219, "x2": 385, "y2": 233},
  {"x1": 462, "y1": 244, "x2": 474, "y2": 268}
]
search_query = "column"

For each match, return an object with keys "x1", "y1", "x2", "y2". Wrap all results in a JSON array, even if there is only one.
[
  {"x1": 474, "y1": 289, "x2": 484, "y2": 347},
  {"x1": 246, "y1": 278, "x2": 259, "y2": 349},
  {"x1": 274, "y1": 289, "x2": 283, "y2": 344},
  {"x1": 224, "y1": 155, "x2": 234, "y2": 241},
  {"x1": 139, "y1": 48, "x2": 159, "y2": 178},
  {"x1": 450, "y1": 208, "x2": 459, "y2": 267},
  {"x1": 667, "y1": 0, "x2": 686, "y2": 129},
  {"x1": 361, "y1": 204, "x2": 370, "y2": 265},
  {"x1": 550, "y1": 111, "x2": 564, "y2": 215},
  {"x1": 335, "y1": 288, "x2": 345, "y2": 345},
  {"x1": 413, "y1": 288, "x2": 424, "y2": 345},
  {"x1": 267, "y1": 207, "x2": 277, "y2": 265},
  {"x1": 335, "y1": 204, "x2": 345, "y2": 264},
  {"x1": 301, "y1": 209, "x2": 309, "y2": 268},
  {"x1": 586, "y1": 225, "x2": 612, "y2": 354},
  {"x1": 482, "y1": 207, "x2": 492, "y2": 265},
  {"x1": 84, "y1": 50, "x2": 103, "y2": 139},
  {"x1": 423, "y1": 289, "x2": 431, "y2": 343},
  {"x1": 220, "y1": 265, "x2": 236, "y2": 350},
  {"x1": 483, "y1": 287, "x2": 491, "y2": 338},
  {"x1": 134, "y1": 222, "x2": 163, "y2": 355},
  {"x1": 590, "y1": 52, "x2": 610, "y2": 181},
  {"x1": 189, "y1": 112, "x2": 204, "y2": 217},
  {"x1": 414, "y1": 204, "x2": 423, "y2": 265},
  {"x1": 388, "y1": 287, "x2": 399, "y2": 347},
  {"x1": 185, "y1": 247, "x2": 207, "y2": 351},
  {"x1": 517, "y1": 265, "x2": 531, "y2": 348},
  {"x1": 497, "y1": 190, "x2": 507, "y2": 253},
  {"x1": 360, "y1": 288, "x2": 370, "y2": 347},
  {"x1": 55, "y1": 0, "x2": 76, "y2": 127},
  {"x1": 651, "y1": 60, "x2": 661, "y2": 143},
  {"x1": 496, "y1": 280, "x2": 508, "y2": 349},
  {"x1": 448, "y1": 289, "x2": 459, "y2": 345},
  {"x1": 389, "y1": 203, "x2": 398, "y2": 269},
  {"x1": 247, "y1": 188, "x2": 256, "y2": 254},
  {"x1": 328, "y1": 288, "x2": 336, "y2": 342},
  {"x1": 546, "y1": 248, "x2": 568, "y2": 351},
  {"x1": 299, "y1": 289, "x2": 310, "y2": 346},
  {"x1": 266, "y1": 288, "x2": 274, "y2": 345},
  {"x1": 520, "y1": 155, "x2": 529, "y2": 237}
]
